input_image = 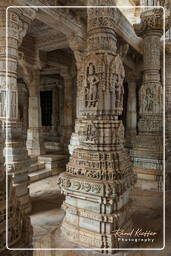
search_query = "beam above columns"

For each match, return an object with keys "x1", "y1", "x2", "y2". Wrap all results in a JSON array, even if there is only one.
[{"x1": 17, "y1": 0, "x2": 143, "y2": 54}]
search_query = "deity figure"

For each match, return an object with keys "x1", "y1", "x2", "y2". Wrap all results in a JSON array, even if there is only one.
[
  {"x1": 86, "y1": 123, "x2": 97, "y2": 143},
  {"x1": 85, "y1": 63, "x2": 99, "y2": 108},
  {"x1": 144, "y1": 88, "x2": 153, "y2": 112}
]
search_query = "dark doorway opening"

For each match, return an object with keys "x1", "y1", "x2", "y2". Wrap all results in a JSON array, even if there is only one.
[{"x1": 40, "y1": 90, "x2": 53, "y2": 126}]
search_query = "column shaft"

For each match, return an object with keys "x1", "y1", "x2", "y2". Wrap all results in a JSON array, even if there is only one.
[
  {"x1": 132, "y1": 8, "x2": 164, "y2": 191},
  {"x1": 62, "y1": 73, "x2": 73, "y2": 149},
  {"x1": 27, "y1": 69, "x2": 45, "y2": 157}
]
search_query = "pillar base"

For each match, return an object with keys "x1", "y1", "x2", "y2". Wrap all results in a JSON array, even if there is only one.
[
  {"x1": 59, "y1": 167, "x2": 136, "y2": 251},
  {"x1": 4, "y1": 121, "x2": 32, "y2": 214},
  {"x1": 61, "y1": 219, "x2": 132, "y2": 252},
  {"x1": 131, "y1": 134, "x2": 163, "y2": 192},
  {"x1": 133, "y1": 167, "x2": 162, "y2": 191}
]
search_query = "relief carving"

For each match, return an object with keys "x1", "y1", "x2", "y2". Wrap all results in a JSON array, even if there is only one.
[
  {"x1": 83, "y1": 121, "x2": 97, "y2": 143},
  {"x1": 144, "y1": 88, "x2": 153, "y2": 112},
  {"x1": 85, "y1": 63, "x2": 99, "y2": 108},
  {"x1": 110, "y1": 55, "x2": 125, "y2": 112}
]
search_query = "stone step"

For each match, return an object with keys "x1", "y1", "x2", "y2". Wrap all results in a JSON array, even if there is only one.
[
  {"x1": 29, "y1": 156, "x2": 38, "y2": 165},
  {"x1": 28, "y1": 169, "x2": 51, "y2": 183},
  {"x1": 29, "y1": 162, "x2": 45, "y2": 174},
  {"x1": 38, "y1": 154, "x2": 68, "y2": 171},
  {"x1": 44, "y1": 141, "x2": 63, "y2": 152}
]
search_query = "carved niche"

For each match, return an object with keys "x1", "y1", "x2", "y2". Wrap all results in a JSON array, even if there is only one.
[
  {"x1": 82, "y1": 120, "x2": 98, "y2": 144},
  {"x1": 85, "y1": 63, "x2": 99, "y2": 108},
  {"x1": 109, "y1": 54, "x2": 125, "y2": 114},
  {"x1": 139, "y1": 82, "x2": 163, "y2": 114},
  {"x1": 79, "y1": 54, "x2": 105, "y2": 114}
]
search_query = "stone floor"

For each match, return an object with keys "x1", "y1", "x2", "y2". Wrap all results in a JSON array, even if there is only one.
[{"x1": 29, "y1": 175, "x2": 171, "y2": 256}]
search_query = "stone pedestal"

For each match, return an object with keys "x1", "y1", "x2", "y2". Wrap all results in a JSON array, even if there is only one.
[
  {"x1": 59, "y1": 0, "x2": 136, "y2": 252},
  {"x1": 132, "y1": 8, "x2": 164, "y2": 191},
  {"x1": 0, "y1": 124, "x2": 33, "y2": 255}
]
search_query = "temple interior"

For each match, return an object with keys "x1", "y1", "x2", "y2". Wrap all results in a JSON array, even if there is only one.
[{"x1": 0, "y1": 0, "x2": 171, "y2": 256}]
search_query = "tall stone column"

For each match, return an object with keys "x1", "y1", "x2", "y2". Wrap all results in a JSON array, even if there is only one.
[
  {"x1": 165, "y1": 42, "x2": 171, "y2": 189},
  {"x1": 0, "y1": 2, "x2": 35, "y2": 213},
  {"x1": 126, "y1": 74, "x2": 137, "y2": 147},
  {"x1": 67, "y1": 33, "x2": 86, "y2": 155},
  {"x1": 61, "y1": 70, "x2": 74, "y2": 150},
  {"x1": 27, "y1": 67, "x2": 45, "y2": 157},
  {"x1": 59, "y1": 0, "x2": 136, "y2": 251},
  {"x1": 132, "y1": 8, "x2": 164, "y2": 191}
]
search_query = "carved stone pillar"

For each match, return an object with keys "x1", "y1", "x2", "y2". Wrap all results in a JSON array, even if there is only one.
[
  {"x1": 27, "y1": 68, "x2": 45, "y2": 157},
  {"x1": 61, "y1": 70, "x2": 74, "y2": 150},
  {"x1": 165, "y1": 42, "x2": 171, "y2": 189},
  {"x1": 0, "y1": 3, "x2": 35, "y2": 213},
  {"x1": 132, "y1": 8, "x2": 164, "y2": 191},
  {"x1": 0, "y1": 124, "x2": 33, "y2": 254},
  {"x1": 67, "y1": 33, "x2": 86, "y2": 155},
  {"x1": 59, "y1": 0, "x2": 136, "y2": 251},
  {"x1": 126, "y1": 74, "x2": 137, "y2": 147}
]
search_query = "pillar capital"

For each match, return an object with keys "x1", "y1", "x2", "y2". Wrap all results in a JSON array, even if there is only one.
[
  {"x1": 67, "y1": 34, "x2": 86, "y2": 70},
  {"x1": 134, "y1": 8, "x2": 165, "y2": 38},
  {"x1": 18, "y1": 48, "x2": 42, "y2": 89},
  {"x1": 3, "y1": 5, "x2": 37, "y2": 47}
]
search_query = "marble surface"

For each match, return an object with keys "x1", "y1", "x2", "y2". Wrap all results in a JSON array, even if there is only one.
[{"x1": 29, "y1": 175, "x2": 171, "y2": 256}]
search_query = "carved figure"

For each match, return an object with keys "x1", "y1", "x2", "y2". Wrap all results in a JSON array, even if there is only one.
[
  {"x1": 85, "y1": 63, "x2": 99, "y2": 108},
  {"x1": 144, "y1": 88, "x2": 153, "y2": 112}
]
